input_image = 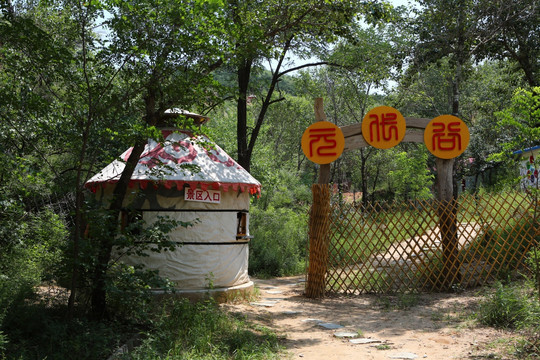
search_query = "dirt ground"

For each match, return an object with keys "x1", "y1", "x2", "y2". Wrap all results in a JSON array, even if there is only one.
[{"x1": 221, "y1": 276, "x2": 521, "y2": 360}]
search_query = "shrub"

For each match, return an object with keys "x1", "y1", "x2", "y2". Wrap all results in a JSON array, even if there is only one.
[
  {"x1": 249, "y1": 205, "x2": 308, "y2": 277},
  {"x1": 2, "y1": 303, "x2": 128, "y2": 360},
  {"x1": 477, "y1": 281, "x2": 539, "y2": 329},
  {"x1": 106, "y1": 263, "x2": 176, "y2": 323},
  {"x1": 130, "y1": 298, "x2": 283, "y2": 359},
  {"x1": 0, "y1": 330, "x2": 6, "y2": 357},
  {"x1": 0, "y1": 203, "x2": 68, "y2": 329}
]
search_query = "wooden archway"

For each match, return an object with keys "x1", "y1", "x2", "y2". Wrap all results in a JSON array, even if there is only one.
[{"x1": 306, "y1": 99, "x2": 460, "y2": 298}]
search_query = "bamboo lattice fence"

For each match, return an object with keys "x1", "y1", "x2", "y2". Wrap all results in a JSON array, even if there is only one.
[{"x1": 318, "y1": 191, "x2": 538, "y2": 294}]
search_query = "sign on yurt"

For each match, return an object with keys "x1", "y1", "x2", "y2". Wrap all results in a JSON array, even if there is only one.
[{"x1": 85, "y1": 110, "x2": 261, "y2": 297}]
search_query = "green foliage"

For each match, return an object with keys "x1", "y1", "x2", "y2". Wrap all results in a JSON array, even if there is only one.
[
  {"x1": 491, "y1": 87, "x2": 540, "y2": 162},
  {"x1": 328, "y1": 22, "x2": 409, "y2": 92},
  {"x1": 249, "y1": 205, "x2": 308, "y2": 277},
  {"x1": 71, "y1": 202, "x2": 187, "y2": 309},
  {"x1": 514, "y1": 332, "x2": 540, "y2": 360},
  {"x1": 0, "y1": 199, "x2": 68, "y2": 328},
  {"x1": 388, "y1": 147, "x2": 434, "y2": 201},
  {"x1": 106, "y1": 263, "x2": 175, "y2": 323},
  {"x1": 464, "y1": 218, "x2": 536, "y2": 273},
  {"x1": 243, "y1": 138, "x2": 311, "y2": 277},
  {"x1": 526, "y1": 248, "x2": 540, "y2": 285},
  {"x1": 0, "y1": 330, "x2": 6, "y2": 357},
  {"x1": 477, "y1": 281, "x2": 540, "y2": 329},
  {"x1": 129, "y1": 299, "x2": 283, "y2": 359},
  {"x1": 474, "y1": 0, "x2": 540, "y2": 87},
  {"x1": 1, "y1": 296, "x2": 283, "y2": 360},
  {"x1": 2, "y1": 304, "x2": 129, "y2": 360}
]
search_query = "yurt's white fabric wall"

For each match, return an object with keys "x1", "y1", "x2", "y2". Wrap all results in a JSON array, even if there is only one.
[
  {"x1": 86, "y1": 128, "x2": 260, "y2": 290},
  {"x1": 119, "y1": 241, "x2": 250, "y2": 289},
  {"x1": 103, "y1": 186, "x2": 252, "y2": 289}
]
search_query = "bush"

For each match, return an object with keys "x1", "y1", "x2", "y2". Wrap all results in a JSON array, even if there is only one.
[
  {"x1": 106, "y1": 263, "x2": 175, "y2": 322},
  {"x1": 0, "y1": 204, "x2": 67, "y2": 328},
  {"x1": 2, "y1": 302, "x2": 129, "y2": 360},
  {"x1": 526, "y1": 247, "x2": 540, "y2": 285},
  {"x1": 249, "y1": 205, "x2": 308, "y2": 277},
  {"x1": 130, "y1": 298, "x2": 283, "y2": 359},
  {"x1": 0, "y1": 330, "x2": 7, "y2": 357},
  {"x1": 477, "y1": 281, "x2": 539, "y2": 329}
]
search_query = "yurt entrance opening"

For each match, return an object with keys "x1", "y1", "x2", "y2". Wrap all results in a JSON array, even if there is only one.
[{"x1": 85, "y1": 109, "x2": 261, "y2": 302}]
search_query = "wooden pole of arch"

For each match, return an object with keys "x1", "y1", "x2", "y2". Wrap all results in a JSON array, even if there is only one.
[
  {"x1": 436, "y1": 158, "x2": 461, "y2": 289},
  {"x1": 305, "y1": 98, "x2": 332, "y2": 298}
]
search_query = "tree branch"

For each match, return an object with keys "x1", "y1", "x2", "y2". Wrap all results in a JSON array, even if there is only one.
[
  {"x1": 277, "y1": 61, "x2": 342, "y2": 77},
  {"x1": 268, "y1": 97, "x2": 286, "y2": 106}
]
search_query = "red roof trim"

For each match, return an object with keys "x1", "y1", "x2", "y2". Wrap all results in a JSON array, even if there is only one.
[{"x1": 85, "y1": 179, "x2": 261, "y2": 196}]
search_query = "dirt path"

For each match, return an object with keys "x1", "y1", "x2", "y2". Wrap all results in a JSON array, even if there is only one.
[{"x1": 222, "y1": 276, "x2": 518, "y2": 360}]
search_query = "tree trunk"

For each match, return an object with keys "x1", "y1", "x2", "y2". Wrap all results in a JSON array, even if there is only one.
[
  {"x1": 68, "y1": 126, "x2": 91, "y2": 316},
  {"x1": 435, "y1": 42, "x2": 464, "y2": 290},
  {"x1": 436, "y1": 157, "x2": 461, "y2": 289},
  {"x1": 236, "y1": 39, "x2": 292, "y2": 173},
  {"x1": 90, "y1": 140, "x2": 146, "y2": 318},
  {"x1": 360, "y1": 149, "x2": 368, "y2": 208},
  {"x1": 237, "y1": 58, "x2": 252, "y2": 172}
]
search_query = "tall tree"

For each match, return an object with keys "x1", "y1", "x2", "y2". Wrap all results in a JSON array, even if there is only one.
[
  {"x1": 1, "y1": 0, "x2": 228, "y2": 317},
  {"x1": 475, "y1": 0, "x2": 540, "y2": 87},
  {"x1": 226, "y1": 0, "x2": 390, "y2": 172},
  {"x1": 411, "y1": 0, "x2": 479, "y2": 117},
  {"x1": 0, "y1": 0, "x2": 105, "y2": 315},
  {"x1": 407, "y1": 0, "x2": 481, "y2": 288},
  {"x1": 87, "y1": 0, "x2": 227, "y2": 317}
]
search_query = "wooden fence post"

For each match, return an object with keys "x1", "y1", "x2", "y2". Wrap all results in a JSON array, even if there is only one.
[
  {"x1": 305, "y1": 98, "x2": 332, "y2": 298},
  {"x1": 436, "y1": 157, "x2": 461, "y2": 289}
]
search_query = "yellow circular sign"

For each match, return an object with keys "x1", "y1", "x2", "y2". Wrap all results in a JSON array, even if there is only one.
[
  {"x1": 301, "y1": 121, "x2": 345, "y2": 164},
  {"x1": 361, "y1": 106, "x2": 406, "y2": 149},
  {"x1": 424, "y1": 115, "x2": 470, "y2": 159}
]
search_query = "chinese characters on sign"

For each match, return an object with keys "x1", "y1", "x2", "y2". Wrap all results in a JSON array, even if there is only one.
[
  {"x1": 301, "y1": 121, "x2": 345, "y2": 164},
  {"x1": 424, "y1": 115, "x2": 470, "y2": 159},
  {"x1": 300, "y1": 106, "x2": 470, "y2": 163},
  {"x1": 184, "y1": 188, "x2": 221, "y2": 204},
  {"x1": 361, "y1": 106, "x2": 406, "y2": 149}
]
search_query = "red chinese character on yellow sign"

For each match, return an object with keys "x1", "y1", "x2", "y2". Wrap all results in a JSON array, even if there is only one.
[
  {"x1": 361, "y1": 106, "x2": 406, "y2": 149},
  {"x1": 424, "y1": 115, "x2": 470, "y2": 159},
  {"x1": 301, "y1": 121, "x2": 345, "y2": 164}
]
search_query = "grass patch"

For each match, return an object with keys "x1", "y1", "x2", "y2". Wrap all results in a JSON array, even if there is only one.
[
  {"x1": 329, "y1": 202, "x2": 435, "y2": 266},
  {"x1": 476, "y1": 280, "x2": 540, "y2": 359},
  {"x1": 1, "y1": 294, "x2": 284, "y2": 360},
  {"x1": 375, "y1": 293, "x2": 420, "y2": 311},
  {"x1": 2, "y1": 302, "x2": 131, "y2": 360},
  {"x1": 128, "y1": 298, "x2": 284, "y2": 359},
  {"x1": 477, "y1": 281, "x2": 539, "y2": 330},
  {"x1": 463, "y1": 219, "x2": 536, "y2": 273},
  {"x1": 514, "y1": 332, "x2": 540, "y2": 359}
]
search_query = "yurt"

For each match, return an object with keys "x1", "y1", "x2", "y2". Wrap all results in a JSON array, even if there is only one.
[{"x1": 85, "y1": 110, "x2": 261, "y2": 299}]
